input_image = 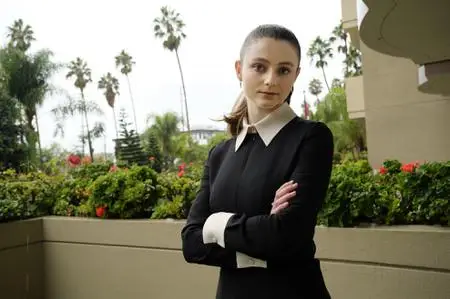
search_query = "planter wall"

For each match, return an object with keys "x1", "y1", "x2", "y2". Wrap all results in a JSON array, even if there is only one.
[
  {"x1": 0, "y1": 218, "x2": 45, "y2": 299},
  {"x1": 1, "y1": 217, "x2": 449, "y2": 299}
]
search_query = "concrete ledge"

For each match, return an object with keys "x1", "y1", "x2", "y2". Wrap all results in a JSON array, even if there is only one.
[
  {"x1": 43, "y1": 217, "x2": 183, "y2": 250},
  {"x1": 0, "y1": 218, "x2": 43, "y2": 250},
  {"x1": 1, "y1": 217, "x2": 449, "y2": 299},
  {"x1": 43, "y1": 217, "x2": 450, "y2": 271}
]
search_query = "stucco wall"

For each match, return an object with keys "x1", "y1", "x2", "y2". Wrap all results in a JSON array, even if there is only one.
[{"x1": 1, "y1": 217, "x2": 449, "y2": 299}]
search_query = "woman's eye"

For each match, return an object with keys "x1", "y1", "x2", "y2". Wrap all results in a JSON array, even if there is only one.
[
  {"x1": 279, "y1": 67, "x2": 291, "y2": 75},
  {"x1": 252, "y1": 64, "x2": 265, "y2": 72}
]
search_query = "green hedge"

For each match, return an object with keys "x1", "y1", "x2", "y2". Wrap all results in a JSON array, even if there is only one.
[{"x1": 1, "y1": 159, "x2": 449, "y2": 227}]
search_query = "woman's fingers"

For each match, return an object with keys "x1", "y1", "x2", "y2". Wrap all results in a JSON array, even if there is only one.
[
  {"x1": 278, "y1": 180, "x2": 294, "y2": 192},
  {"x1": 271, "y1": 202, "x2": 289, "y2": 215},
  {"x1": 273, "y1": 190, "x2": 296, "y2": 207},
  {"x1": 271, "y1": 181, "x2": 298, "y2": 214},
  {"x1": 274, "y1": 182, "x2": 298, "y2": 201}
]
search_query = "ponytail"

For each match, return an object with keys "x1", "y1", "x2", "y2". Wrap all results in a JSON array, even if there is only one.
[
  {"x1": 285, "y1": 87, "x2": 293, "y2": 104},
  {"x1": 223, "y1": 91, "x2": 247, "y2": 136}
]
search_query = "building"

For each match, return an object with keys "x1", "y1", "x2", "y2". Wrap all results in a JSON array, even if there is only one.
[
  {"x1": 342, "y1": 0, "x2": 450, "y2": 167},
  {"x1": 183, "y1": 125, "x2": 225, "y2": 145}
]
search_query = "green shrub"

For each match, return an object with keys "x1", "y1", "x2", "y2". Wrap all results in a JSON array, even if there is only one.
[
  {"x1": 152, "y1": 172, "x2": 200, "y2": 219},
  {"x1": 319, "y1": 159, "x2": 450, "y2": 227},
  {"x1": 88, "y1": 165, "x2": 162, "y2": 219},
  {"x1": 0, "y1": 159, "x2": 448, "y2": 227},
  {"x1": 151, "y1": 195, "x2": 185, "y2": 219},
  {"x1": 69, "y1": 162, "x2": 113, "y2": 181},
  {"x1": 0, "y1": 171, "x2": 60, "y2": 222}
]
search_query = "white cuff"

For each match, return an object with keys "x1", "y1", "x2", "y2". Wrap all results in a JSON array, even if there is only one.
[
  {"x1": 202, "y1": 212, "x2": 234, "y2": 248},
  {"x1": 236, "y1": 252, "x2": 267, "y2": 268}
]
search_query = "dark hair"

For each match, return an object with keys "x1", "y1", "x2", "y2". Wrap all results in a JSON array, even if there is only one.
[{"x1": 224, "y1": 24, "x2": 301, "y2": 136}]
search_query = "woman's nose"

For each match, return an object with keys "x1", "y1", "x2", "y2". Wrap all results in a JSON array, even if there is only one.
[{"x1": 264, "y1": 71, "x2": 277, "y2": 86}]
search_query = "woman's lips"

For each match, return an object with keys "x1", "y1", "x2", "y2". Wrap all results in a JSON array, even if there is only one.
[{"x1": 258, "y1": 91, "x2": 279, "y2": 96}]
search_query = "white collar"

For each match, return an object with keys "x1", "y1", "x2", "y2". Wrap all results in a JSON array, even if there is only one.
[{"x1": 235, "y1": 102, "x2": 297, "y2": 151}]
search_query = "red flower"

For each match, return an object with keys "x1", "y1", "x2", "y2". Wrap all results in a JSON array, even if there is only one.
[
  {"x1": 177, "y1": 170, "x2": 185, "y2": 177},
  {"x1": 67, "y1": 154, "x2": 81, "y2": 166},
  {"x1": 401, "y1": 163, "x2": 416, "y2": 173},
  {"x1": 109, "y1": 165, "x2": 118, "y2": 172},
  {"x1": 379, "y1": 166, "x2": 388, "y2": 174},
  {"x1": 178, "y1": 163, "x2": 186, "y2": 171},
  {"x1": 96, "y1": 206, "x2": 107, "y2": 218}
]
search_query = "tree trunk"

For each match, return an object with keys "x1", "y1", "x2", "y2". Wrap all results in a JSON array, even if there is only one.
[
  {"x1": 24, "y1": 107, "x2": 37, "y2": 167},
  {"x1": 35, "y1": 109, "x2": 43, "y2": 165},
  {"x1": 344, "y1": 39, "x2": 349, "y2": 77},
  {"x1": 321, "y1": 66, "x2": 330, "y2": 92},
  {"x1": 112, "y1": 106, "x2": 119, "y2": 139},
  {"x1": 81, "y1": 118, "x2": 85, "y2": 156},
  {"x1": 126, "y1": 75, "x2": 139, "y2": 134},
  {"x1": 175, "y1": 49, "x2": 190, "y2": 133},
  {"x1": 81, "y1": 90, "x2": 94, "y2": 162}
]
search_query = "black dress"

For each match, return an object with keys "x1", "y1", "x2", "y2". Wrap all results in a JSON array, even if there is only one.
[{"x1": 181, "y1": 105, "x2": 334, "y2": 299}]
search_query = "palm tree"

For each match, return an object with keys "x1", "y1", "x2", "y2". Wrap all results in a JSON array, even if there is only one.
[
  {"x1": 153, "y1": 6, "x2": 190, "y2": 133},
  {"x1": 145, "y1": 111, "x2": 180, "y2": 166},
  {"x1": 331, "y1": 78, "x2": 344, "y2": 88},
  {"x1": 329, "y1": 23, "x2": 348, "y2": 55},
  {"x1": 98, "y1": 72, "x2": 120, "y2": 139},
  {"x1": 66, "y1": 57, "x2": 95, "y2": 161},
  {"x1": 6, "y1": 19, "x2": 35, "y2": 52},
  {"x1": 0, "y1": 47, "x2": 60, "y2": 165},
  {"x1": 311, "y1": 86, "x2": 365, "y2": 158},
  {"x1": 307, "y1": 36, "x2": 333, "y2": 92},
  {"x1": 345, "y1": 46, "x2": 363, "y2": 77},
  {"x1": 308, "y1": 78, "x2": 323, "y2": 106},
  {"x1": 330, "y1": 22, "x2": 362, "y2": 78},
  {"x1": 114, "y1": 50, "x2": 138, "y2": 133},
  {"x1": 51, "y1": 93, "x2": 104, "y2": 141},
  {"x1": 24, "y1": 49, "x2": 61, "y2": 165}
]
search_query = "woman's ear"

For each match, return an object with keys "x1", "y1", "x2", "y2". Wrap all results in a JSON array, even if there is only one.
[{"x1": 235, "y1": 60, "x2": 242, "y2": 82}]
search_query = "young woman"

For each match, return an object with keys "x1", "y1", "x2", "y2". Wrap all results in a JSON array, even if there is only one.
[{"x1": 181, "y1": 24, "x2": 333, "y2": 299}]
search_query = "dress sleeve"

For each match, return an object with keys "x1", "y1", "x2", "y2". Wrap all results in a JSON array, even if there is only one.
[
  {"x1": 181, "y1": 145, "x2": 238, "y2": 269},
  {"x1": 202, "y1": 122, "x2": 334, "y2": 261}
]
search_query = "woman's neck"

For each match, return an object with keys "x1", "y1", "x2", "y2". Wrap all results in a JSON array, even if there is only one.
[{"x1": 246, "y1": 100, "x2": 271, "y2": 124}]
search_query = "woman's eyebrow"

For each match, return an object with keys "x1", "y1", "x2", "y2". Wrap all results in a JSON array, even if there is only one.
[{"x1": 252, "y1": 57, "x2": 294, "y2": 66}]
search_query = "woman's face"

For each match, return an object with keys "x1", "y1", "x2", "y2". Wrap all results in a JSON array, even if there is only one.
[{"x1": 235, "y1": 37, "x2": 300, "y2": 112}]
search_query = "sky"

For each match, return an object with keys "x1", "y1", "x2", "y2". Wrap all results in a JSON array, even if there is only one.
[{"x1": 1, "y1": 0, "x2": 345, "y2": 154}]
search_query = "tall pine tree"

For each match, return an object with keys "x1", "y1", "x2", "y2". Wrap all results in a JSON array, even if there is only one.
[
  {"x1": 116, "y1": 108, "x2": 146, "y2": 166},
  {"x1": 146, "y1": 130, "x2": 163, "y2": 172}
]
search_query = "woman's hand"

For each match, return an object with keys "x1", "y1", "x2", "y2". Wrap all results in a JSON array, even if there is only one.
[{"x1": 270, "y1": 180, "x2": 298, "y2": 214}]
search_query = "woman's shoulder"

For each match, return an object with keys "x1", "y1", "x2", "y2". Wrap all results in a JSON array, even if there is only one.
[
  {"x1": 207, "y1": 137, "x2": 234, "y2": 162},
  {"x1": 289, "y1": 117, "x2": 333, "y2": 138}
]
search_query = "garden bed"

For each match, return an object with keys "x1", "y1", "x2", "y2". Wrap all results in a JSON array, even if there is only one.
[{"x1": 1, "y1": 159, "x2": 448, "y2": 227}]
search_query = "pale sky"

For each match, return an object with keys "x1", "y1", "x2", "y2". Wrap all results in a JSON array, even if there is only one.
[{"x1": 1, "y1": 0, "x2": 344, "y2": 154}]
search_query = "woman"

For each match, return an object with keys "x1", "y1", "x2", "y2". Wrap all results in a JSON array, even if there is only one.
[{"x1": 181, "y1": 24, "x2": 333, "y2": 299}]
